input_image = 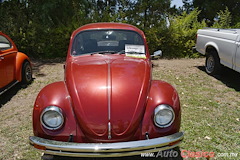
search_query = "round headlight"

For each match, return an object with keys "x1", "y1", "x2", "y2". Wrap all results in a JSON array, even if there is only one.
[
  {"x1": 40, "y1": 106, "x2": 64, "y2": 130},
  {"x1": 154, "y1": 104, "x2": 175, "y2": 128}
]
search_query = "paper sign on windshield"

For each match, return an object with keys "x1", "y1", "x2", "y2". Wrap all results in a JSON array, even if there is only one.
[
  {"x1": 125, "y1": 44, "x2": 145, "y2": 54},
  {"x1": 125, "y1": 44, "x2": 146, "y2": 59}
]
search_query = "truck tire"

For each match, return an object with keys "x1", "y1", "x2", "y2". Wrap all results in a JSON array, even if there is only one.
[
  {"x1": 205, "y1": 51, "x2": 221, "y2": 75},
  {"x1": 21, "y1": 61, "x2": 32, "y2": 84}
]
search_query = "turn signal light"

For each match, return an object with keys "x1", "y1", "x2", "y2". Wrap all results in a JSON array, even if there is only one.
[{"x1": 34, "y1": 144, "x2": 46, "y2": 150}]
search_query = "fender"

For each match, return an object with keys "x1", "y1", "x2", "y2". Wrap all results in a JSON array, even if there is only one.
[
  {"x1": 33, "y1": 81, "x2": 84, "y2": 142},
  {"x1": 204, "y1": 42, "x2": 219, "y2": 55},
  {"x1": 141, "y1": 80, "x2": 181, "y2": 139},
  {"x1": 15, "y1": 52, "x2": 31, "y2": 82}
]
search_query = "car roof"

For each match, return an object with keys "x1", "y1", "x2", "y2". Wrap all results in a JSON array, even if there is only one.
[{"x1": 72, "y1": 22, "x2": 145, "y2": 38}]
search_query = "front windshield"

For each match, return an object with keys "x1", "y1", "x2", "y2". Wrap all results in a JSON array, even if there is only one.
[{"x1": 72, "y1": 30, "x2": 145, "y2": 56}]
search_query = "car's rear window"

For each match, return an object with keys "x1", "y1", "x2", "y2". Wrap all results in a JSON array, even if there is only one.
[{"x1": 0, "y1": 35, "x2": 12, "y2": 50}]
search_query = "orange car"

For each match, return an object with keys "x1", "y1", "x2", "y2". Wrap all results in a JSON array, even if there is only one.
[{"x1": 0, "y1": 32, "x2": 32, "y2": 95}]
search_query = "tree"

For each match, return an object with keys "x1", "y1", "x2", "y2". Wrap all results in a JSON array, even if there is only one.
[
  {"x1": 212, "y1": 7, "x2": 232, "y2": 29},
  {"x1": 0, "y1": 0, "x2": 218, "y2": 58},
  {"x1": 193, "y1": 0, "x2": 240, "y2": 26},
  {"x1": 26, "y1": 0, "x2": 91, "y2": 57},
  {"x1": 163, "y1": 9, "x2": 206, "y2": 58},
  {"x1": 131, "y1": 0, "x2": 171, "y2": 30},
  {"x1": 182, "y1": 0, "x2": 194, "y2": 13},
  {"x1": 0, "y1": 0, "x2": 30, "y2": 53}
]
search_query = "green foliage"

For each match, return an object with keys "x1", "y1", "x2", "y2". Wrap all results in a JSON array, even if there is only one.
[
  {"x1": 129, "y1": 0, "x2": 171, "y2": 55},
  {"x1": 162, "y1": 9, "x2": 206, "y2": 58},
  {"x1": 212, "y1": 7, "x2": 232, "y2": 29},
  {"x1": 0, "y1": 0, "x2": 29, "y2": 52},
  {"x1": 233, "y1": 22, "x2": 240, "y2": 28},
  {"x1": 0, "y1": 0, "x2": 239, "y2": 59},
  {"x1": 193, "y1": 0, "x2": 240, "y2": 26},
  {"x1": 130, "y1": 0, "x2": 171, "y2": 30},
  {"x1": 0, "y1": 0, "x2": 91, "y2": 58}
]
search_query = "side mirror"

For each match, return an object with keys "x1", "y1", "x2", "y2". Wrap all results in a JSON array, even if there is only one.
[{"x1": 151, "y1": 50, "x2": 162, "y2": 59}]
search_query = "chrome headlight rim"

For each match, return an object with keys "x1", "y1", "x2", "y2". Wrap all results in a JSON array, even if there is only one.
[
  {"x1": 154, "y1": 104, "x2": 175, "y2": 128},
  {"x1": 40, "y1": 106, "x2": 64, "y2": 130}
]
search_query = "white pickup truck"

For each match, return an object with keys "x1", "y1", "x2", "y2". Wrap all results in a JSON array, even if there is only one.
[{"x1": 196, "y1": 28, "x2": 240, "y2": 75}]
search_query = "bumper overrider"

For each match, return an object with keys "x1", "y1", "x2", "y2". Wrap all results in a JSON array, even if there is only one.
[{"x1": 29, "y1": 132, "x2": 184, "y2": 157}]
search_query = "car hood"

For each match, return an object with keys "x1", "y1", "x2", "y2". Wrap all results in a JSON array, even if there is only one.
[{"x1": 66, "y1": 55, "x2": 150, "y2": 141}]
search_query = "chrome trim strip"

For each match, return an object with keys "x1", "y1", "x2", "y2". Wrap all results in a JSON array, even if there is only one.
[
  {"x1": 107, "y1": 62, "x2": 111, "y2": 121},
  {"x1": 29, "y1": 132, "x2": 184, "y2": 157},
  {"x1": 107, "y1": 61, "x2": 112, "y2": 139},
  {"x1": 108, "y1": 122, "x2": 111, "y2": 140},
  {"x1": 0, "y1": 81, "x2": 18, "y2": 95}
]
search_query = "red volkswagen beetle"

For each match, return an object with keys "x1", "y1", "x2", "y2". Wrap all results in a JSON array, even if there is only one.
[
  {"x1": 0, "y1": 32, "x2": 32, "y2": 95},
  {"x1": 30, "y1": 23, "x2": 183, "y2": 158}
]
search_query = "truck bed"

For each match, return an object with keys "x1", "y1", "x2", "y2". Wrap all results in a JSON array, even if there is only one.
[
  {"x1": 200, "y1": 28, "x2": 240, "y2": 34},
  {"x1": 196, "y1": 28, "x2": 240, "y2": 74},
  {"x1": 197, "y1": 28, "x2": 240, "y2": 41}
]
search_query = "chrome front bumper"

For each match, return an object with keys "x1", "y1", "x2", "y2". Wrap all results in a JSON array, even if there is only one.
[{"x1": 29, "y1": 132, "x2": 184, "y2": 157}]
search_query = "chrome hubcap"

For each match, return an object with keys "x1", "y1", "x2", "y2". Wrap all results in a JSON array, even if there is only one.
[
  {"x1": 25, "y1": 65, "x2": 32, "y2": 82},
  {"x1": 206, "y1": 56, "x2": 215, "y2": 73}
]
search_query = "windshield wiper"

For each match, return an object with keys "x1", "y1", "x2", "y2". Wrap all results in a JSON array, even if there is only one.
[{"x1": 90, "y1": 51, "x2": 117, "y2": 55}]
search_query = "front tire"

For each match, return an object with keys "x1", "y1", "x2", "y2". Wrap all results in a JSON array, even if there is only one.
[
  {"x1": 205, "y1": 52, "x2": 221, "y2": 75},
  {"x1": 21, "y1": 61, "x2": 32, "y2": 84}
]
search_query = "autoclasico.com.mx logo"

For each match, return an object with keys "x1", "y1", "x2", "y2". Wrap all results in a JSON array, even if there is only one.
[{"x1": 140, "y1": 150, "x2": 239, "y2": 159}]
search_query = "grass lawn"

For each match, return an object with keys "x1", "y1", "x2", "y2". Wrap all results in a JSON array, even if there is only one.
[
  {"x1": 0, "y1": 58, "x2": 239, "y2": 160},
  {"x1": 153, "y1": 58, "x2": 240, "y2": 159}
]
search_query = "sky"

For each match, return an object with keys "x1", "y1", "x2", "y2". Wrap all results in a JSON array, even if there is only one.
[{"x1": 171, "y1": 0, "x2": 184, "y2": 8}]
